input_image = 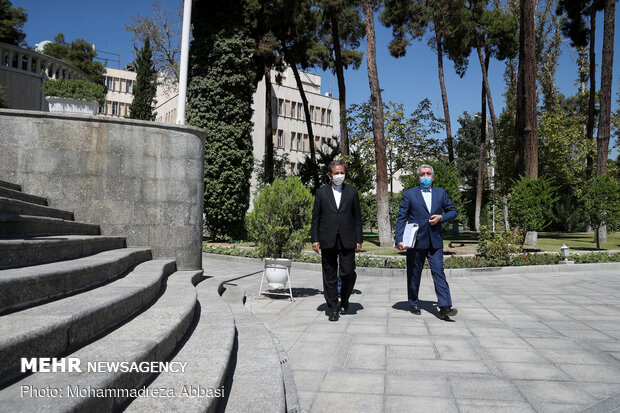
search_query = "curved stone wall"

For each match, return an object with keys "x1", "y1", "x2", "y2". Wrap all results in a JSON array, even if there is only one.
[{"x1": 0, "y1": 109, "x2": 206, "y2": 270}]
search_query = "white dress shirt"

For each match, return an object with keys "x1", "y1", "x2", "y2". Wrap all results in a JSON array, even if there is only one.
[
  {"x1": 332, "y1": 184, "x2": 343, "y2": 209},
  {"x1": 421, "y1": 187, "x2": 432, "y2": 212}
]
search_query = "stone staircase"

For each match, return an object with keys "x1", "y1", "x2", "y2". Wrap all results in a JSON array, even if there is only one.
[{"x1": 0, "y1": 179, "x2": 293, "y2": 412}]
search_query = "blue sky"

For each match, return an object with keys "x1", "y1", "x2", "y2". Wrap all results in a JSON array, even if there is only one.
[{"x1": 17, "y1": 0, "x2": 620, "y2": 145}]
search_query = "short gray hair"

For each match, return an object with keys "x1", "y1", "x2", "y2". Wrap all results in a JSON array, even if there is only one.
[
  {"x1": 328, "y1": 159, "x2": 347, "y2": 173},
  {"x1": 417, "y1": 164, "x2": 434, "y2": 176}
]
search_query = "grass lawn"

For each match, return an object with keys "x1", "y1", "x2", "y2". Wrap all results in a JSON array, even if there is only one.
[{"x1": 207, "y1": 231, "x2": 620, "y2": 257}]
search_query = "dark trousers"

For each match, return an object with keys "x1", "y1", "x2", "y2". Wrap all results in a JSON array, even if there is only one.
[
  {"x1": 406, "y1": 247, "x2": 452, "y2": 308},
  {"x1": 321, "y1": 235, "x2": 357, "y2": 312}
]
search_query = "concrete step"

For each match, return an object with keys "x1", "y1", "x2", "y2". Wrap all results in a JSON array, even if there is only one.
[
  {"x1": 0, "y1": 259, "x2": 176, "y2": 387},
  {"x1": 0, "y1": 186, "x2": 47, "y2": 206},
  {"x1": 0, "y1": 196, "x2": 73, "y2": 221},
  {"x1": 0, "y1": 213, "x2": 100, "y2": 237},
  {"x1": 0, "y1": 270, "x2": 200, "y2": 412},
  {"x1": 0, "y1": 235, "x2": 127, "y2": 269},
  {"x1": 216, "y1": 282, "x2": 287, "y2": 413},
  {"x1": 0, "y1": 179, "x2": 21, "y2": 191},
  {"x1": 0, "y1": 247, "x2": 153, "y2": 315},
  {"x1": 125, "y1": 277, "x2": 236, "y2": 412}
]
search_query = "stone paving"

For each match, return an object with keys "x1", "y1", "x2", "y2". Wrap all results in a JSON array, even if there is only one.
[{"x1": 202, "y1": 254, "x2": 620, "y2": 413}]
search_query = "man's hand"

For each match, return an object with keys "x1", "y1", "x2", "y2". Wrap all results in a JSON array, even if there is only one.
[
  {"x1": 429, "y1": 214, "x2": 443, "y2": 226},
  {"x1": 312, "y1": 242, "x2": 320, "y2": 253},
  {"x1": 396, "y1": 242, "x2": 405, "y2": 251},
  {"x1": 356, "y1": 242, "x2": 362, "y2": 253}
]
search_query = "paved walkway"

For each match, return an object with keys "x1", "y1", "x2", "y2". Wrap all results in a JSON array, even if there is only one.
[{"x1": 202, "y1": 254, "x2": 620, "y2": 413}]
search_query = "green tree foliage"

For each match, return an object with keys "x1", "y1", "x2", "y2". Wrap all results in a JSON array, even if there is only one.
[
  {"x1": 314, "y1": 0, "x2": 365, "y2": 156},
  {"x1": 0, "y1": 0, "x2": 26, "y2": 46},
  {"x1": 43, "y1": 34, "x2": 105, "y2": 84},
  {"x1": 187, "y1": 0, "x2": 255, "y2": 241},
  {"x1": 508, "y1": 176, "x2": 556, "y2": 237},
  {"x1": 246, "y1": 177, "x2": 313, "y2": 259},
  {"x1": 580, "y1": 174, "x2": 620, "y2": 249},
  {"x1": 538, "y1": 109, "x2": 595, "y2": 230},
  {"x1": 129, "y1": 38, "x2": 157, "y2": 121}
]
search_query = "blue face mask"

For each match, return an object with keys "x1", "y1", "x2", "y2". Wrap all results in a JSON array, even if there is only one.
[{"x1": 420, "y1": 177, "x2": 432, "y2": 188}]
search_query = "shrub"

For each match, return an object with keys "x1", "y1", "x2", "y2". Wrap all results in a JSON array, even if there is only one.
[
  {"x1": 508, "y1": 176, "x2": 556, "y2": 236},
  {"x1": 477, "y1": 226, "x2": 524, "y2": 260},
  {"x1": 246, "y1": 177, "x2": 313, "y2": 259},
  {"x1": 42, "y1": 79, "x2": 106, "y2": 106}
]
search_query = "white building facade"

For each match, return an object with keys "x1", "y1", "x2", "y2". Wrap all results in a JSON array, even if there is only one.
[{"x1": 251, "y1": 67, "x2": 340, "y2": 179}]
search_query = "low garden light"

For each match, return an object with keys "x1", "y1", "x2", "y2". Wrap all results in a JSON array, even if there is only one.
[{"x1": 560, "y1": 244, "x2": 573, "y2": 264}]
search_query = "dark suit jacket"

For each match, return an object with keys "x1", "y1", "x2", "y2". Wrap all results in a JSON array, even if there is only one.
[
  {"x1": 394, "y1": 186, "x2": 458, "y2": 250},
  {"x1": 311, "y1": 184, "x2": 363, "y2": 250}
]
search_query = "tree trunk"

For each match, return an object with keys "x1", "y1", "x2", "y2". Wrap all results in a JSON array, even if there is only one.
[
  {"x1": 475, "y1": 45, "x2": 499, "y2": 171},
  {"x1": 596, "y1": 0, "x2": 615, "y2": 176},
  {"x1": 291, "y1": 64, "x2": 319, "y2": 189},
  {"x1": 502, "y1": 195, "x2": 509, "y2": 231},
  {"x1": 264, "y1": 66, "x2": 274, "y2": 184},
  {"x1": 595, "y1": 0, "x2": 614, "y2": 247},
  {"x1": 330, "y1": 10, "x2": 349, "y2": 156},
  {"x1": 475, "y1": 66, "x2": 488, "y2": 232},
  {"x1": 434, "y1": 23, "x2": 453, "y2": 164},
  {"x1": 586, "y1": 8, "x2": 596, "y2": 177},
  {"x1": 521, "y1": 0, "x2": 538, "y2": 179},
  {"x1": 518, "y1": 0, "x2": 538, "y2": 245},
  {"x1": 362, "y1": 0, "x2": 391, "y2": 246}
]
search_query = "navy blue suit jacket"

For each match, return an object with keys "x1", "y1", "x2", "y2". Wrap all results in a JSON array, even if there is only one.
[{"x1": 394, "y1": 186, "x2": 458, "y2": 250}]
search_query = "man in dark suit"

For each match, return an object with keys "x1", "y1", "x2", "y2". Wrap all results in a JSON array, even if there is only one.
[
  {"x1": 311, "y1": 160, "x2": 363, "y2": 322},
  {"x1": 395, "y1": 164, "x2": 458, "y2": 320}
]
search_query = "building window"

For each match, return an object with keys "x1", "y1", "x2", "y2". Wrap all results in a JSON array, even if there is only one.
[
  {"x1": 297, "y1": 133, "x2": 302, "y2": 151},
  {"x1": 309, "y1": 106, "x2": 314, "y2": 122},
  {"x1": 278, "y1": 99, "x2": 284, "y2": 116},
  {"x1": 321, "y1": 136, "x2": 326, "y2": 152},
  {"x1": 105, "y1": 76, "x2": 113, "y2": 89},
  {"x1": 291, "y1": 132, "x2": 296, "y2": 150},
  {"x1": 297, "y1": 103, "x2": 302, "y2": 119},
  {"x1": 303, "y1": 134, "x2": 308, "y2": 152},
  {"x1": 321, "y1": 108, "x2": 326, "y2": 124},
  {"x1": 277, "y1": 130, "x2": 284, "y2": 148},
  {"x1": 126, "y1": 80, "x2": 133, "y2": 94},
  {"x1": 112, "y1": 101, "x2": 119, "y2": 116},
  {"x1": 327, "y1": 109, "x2": 332, "y2": 125},
  {"x1": 291, "y1": 102, "x2": 296, "y2": 118}
]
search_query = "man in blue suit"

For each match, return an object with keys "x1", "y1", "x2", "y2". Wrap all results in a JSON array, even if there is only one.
[{"x1": 395, "y1": 164, "x2": 458, "y2": 320}]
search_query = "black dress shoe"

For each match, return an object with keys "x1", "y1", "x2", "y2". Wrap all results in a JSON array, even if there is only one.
[
  {"x1": 340, "y1": 302, "x2": 349, "y2": 314},
  {"x1": 328, "y1": 311, "x2": 340, "y2": 322},
  {"x1": 439, "y1": 306, "x2": 457, "y2": 319},
  {"x1": 410, "y1": 306, "x2": 421, "y2": 315}
]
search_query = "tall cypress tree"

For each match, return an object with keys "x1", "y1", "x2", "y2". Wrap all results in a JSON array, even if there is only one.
[
  {"x1": 129, "y1": 37, "x2": 157, "y2": 121},
  {"x1": 186, "y1": 0, "x2": 255, "y2": 240}
]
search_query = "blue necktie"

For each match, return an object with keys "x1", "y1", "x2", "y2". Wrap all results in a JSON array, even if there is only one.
[{"x1": 421, "y1": 187, "x2": 431, "y2": 193}]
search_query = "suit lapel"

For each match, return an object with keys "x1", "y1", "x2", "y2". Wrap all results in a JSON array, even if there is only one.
[
  {"x1": 415, "y1": 187, "x2": 430, "y2": 214},
  {"x1": 326, "y1": 185, "x2": 338, "y2": 211}
]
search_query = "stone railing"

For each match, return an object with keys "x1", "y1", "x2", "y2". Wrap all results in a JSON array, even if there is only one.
[{"x1": 0, "y1": 42, "x2": 90, "y2": 81}]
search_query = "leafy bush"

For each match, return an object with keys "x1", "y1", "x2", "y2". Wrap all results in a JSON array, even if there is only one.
[
  {"x1": 508, "y1": 176, "x2": 556, "y2": 235},
  {"x1": 42, "y1": 79, "x2": 106, "y2": 106},
  {"x1": 477, "y1": 226, "x2": 524, "y2": 260},
  {"x1": 580, "y1": 175, "x2": 620, "y2": 248},
  {"x1": 246, "y1": 177, "x2": 313, "y2": 259}
]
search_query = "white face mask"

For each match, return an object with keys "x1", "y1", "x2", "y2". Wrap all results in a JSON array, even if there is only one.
[{"x1": 332, "y1": 173, "x2": 345, "y2": 186}]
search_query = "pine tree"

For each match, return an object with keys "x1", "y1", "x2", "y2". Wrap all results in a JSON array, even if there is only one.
[{"x1": 129, "y1": 37, "x2": 157, "y2": 121}]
